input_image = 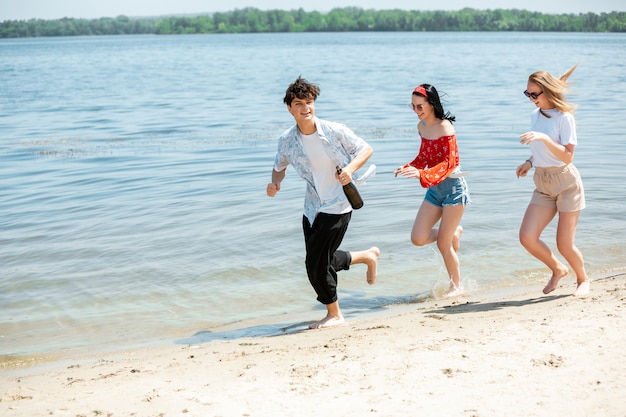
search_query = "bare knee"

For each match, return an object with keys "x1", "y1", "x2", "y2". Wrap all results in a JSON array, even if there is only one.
[
  {"x1": 519, "y1": 230, "x2": 536, "y2": 250},
  {"x1": 556, "y1": 240, "x2": 576, "y2": 258},
  {"x1": 411, "y1": 233, "x2": 429, "y2": 247},
  {"x1": 436, "y1": 238, "x2": 452, "y2": 254}
]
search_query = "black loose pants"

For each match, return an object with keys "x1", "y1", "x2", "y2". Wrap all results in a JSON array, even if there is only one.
[{"x1": 302, "y1": 212, "x2": 352, "y2": 305}]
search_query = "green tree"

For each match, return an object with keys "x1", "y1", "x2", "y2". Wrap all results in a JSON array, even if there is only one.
[{"x1": 2, "y1": 8, "x2": 626, "y2": 38}]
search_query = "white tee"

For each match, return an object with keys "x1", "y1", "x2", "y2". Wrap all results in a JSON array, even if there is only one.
[
  {"x1": 529, "y1": 108, "x2": 577, "y2": 168},
  {"x1": 301, "y1": 132, "x2": 351, "y2": 216}
]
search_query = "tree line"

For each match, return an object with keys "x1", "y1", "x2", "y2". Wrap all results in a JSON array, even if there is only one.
[{"x1": 1, "y1": 7, "x2": 625, "y2": 38}]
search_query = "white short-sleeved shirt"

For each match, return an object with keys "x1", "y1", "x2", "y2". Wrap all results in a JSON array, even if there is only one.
[
  {"x1": 529, "y1": 108, "x2": 577, "y2": 168},
  {"x1": 300, "y1": 132, "x2": 351, "y2": 217}
]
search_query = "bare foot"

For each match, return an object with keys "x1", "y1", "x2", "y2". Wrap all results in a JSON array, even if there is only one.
[
  {"x1": 452, "y1": 226, "x2": 463, "y2": 252},
  {"x1": 443, "y1": 282, "x2": 463, "y2": 298},
  {"x1": 365, "y1": 246, "x2": 380, "y2": 285},
  {"x1": 573, "y1": 281, "x2": 590, "y2": 297},
  {"x1": 308, "y1": 314, "x2": 345, "y2": 329},
  {"x1": 542, "y1": 266, "x2": 569, "y2": 294}
]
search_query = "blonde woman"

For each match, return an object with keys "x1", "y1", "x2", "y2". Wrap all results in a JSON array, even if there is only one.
[{"x1": 516, "y1": 65, "x2": 590, "y2": 297}]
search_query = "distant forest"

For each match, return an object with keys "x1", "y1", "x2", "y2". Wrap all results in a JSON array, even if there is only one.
[{"x1": 1, "y1": 7, "x2": 625, "y2": 38}]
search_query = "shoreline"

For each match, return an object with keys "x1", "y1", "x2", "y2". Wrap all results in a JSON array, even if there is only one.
[
  {"x1": 3, "y1": 269, "x2": 622, "y2": 373},
  {"x1": 2, "y1": 272, "x2": 625, "y2": 416}
]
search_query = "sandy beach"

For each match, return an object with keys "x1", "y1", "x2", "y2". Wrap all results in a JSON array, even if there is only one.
[{"x1": 1, "y1": 273, "x2": 625, "y2": 417}]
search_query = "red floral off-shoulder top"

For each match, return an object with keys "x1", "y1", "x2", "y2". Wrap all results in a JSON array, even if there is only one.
[{"x1": 408, "y1": 134, "x2": 459, "y2": 188}]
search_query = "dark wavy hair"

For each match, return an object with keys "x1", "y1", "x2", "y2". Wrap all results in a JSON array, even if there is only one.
[
  {"x1": 413, "y1": 84, "x2": 455, "y2": 123},
  {"x1": 283, "y1": 76, "x2": 320, "y2": 106}
]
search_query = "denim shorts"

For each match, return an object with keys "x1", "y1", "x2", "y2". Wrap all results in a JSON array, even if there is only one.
[{"x1": 424, "y1": 175, "x2": 471, "y2": 207}]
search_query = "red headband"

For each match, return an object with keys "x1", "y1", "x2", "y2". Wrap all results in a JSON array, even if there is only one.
[{"x1": 413, "y1": 85, "x2": 427, "y2": 97}]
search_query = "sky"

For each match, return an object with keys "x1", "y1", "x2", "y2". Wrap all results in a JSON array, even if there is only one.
[{"x1": 0, "y1": 0, "x2": 624, "y2": 21}]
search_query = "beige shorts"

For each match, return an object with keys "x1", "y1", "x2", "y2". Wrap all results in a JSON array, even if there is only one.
[{"x1": 530, "y1": 164, "x2": 585, "y2": 212}]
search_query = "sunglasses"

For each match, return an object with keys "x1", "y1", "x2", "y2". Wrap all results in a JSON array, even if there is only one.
[
  {"x1": 408, "y1": 103, "x2": 426, "y2": 111},
  {"x1": 524, "y1": 90, "x2": 543, "y2": 100}
]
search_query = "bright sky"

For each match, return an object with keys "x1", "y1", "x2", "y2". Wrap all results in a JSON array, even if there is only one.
[{"x1": 1, "y1": 0, "x2": 624, "y2": 21}]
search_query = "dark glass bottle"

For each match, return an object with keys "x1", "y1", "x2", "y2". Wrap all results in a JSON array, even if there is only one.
[{"x1": 336, "y1": 166, "x2": 363, "y2": 209}]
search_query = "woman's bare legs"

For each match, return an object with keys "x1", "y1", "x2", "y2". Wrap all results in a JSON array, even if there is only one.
[
  {"x1": 438, "y1": 205, "x2": 465, "y2": 295},
  {"x1": 411, "y1": 201, "x2": 465, "y2": 295},
  {"x1": 556, "y1": 211, "x2": 590, "y2": 296},
  {"x1": 452, "y1": 225, "x2": 463, "y2": 252},
  {"x1": 519, "y1": 204, "x2": 570, "y2": 294}
]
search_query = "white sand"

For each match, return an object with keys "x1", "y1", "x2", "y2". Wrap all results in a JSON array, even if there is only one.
[{"x1": 2, "y1": 274, "x2": 625, "y2": 417}]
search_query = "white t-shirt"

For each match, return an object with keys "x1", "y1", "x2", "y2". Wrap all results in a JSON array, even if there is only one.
[
  {"x1": 529, "y1": 108, "x2": 577, "y2": 167},
  {"x1": 301, "y1": 132, "x2": 351, "y2": 216}
]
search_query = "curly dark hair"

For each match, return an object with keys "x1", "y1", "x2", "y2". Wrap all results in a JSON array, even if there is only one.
[{"x1": 283, "y1": 76, "x2": 320, "y2": 106}]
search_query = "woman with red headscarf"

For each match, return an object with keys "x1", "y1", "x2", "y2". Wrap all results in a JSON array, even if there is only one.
[{"x1": 395, "y1": 84, "x2": 471, "y2": 297}]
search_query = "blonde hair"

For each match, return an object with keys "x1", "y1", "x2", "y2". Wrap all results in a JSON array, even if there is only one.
[{"x1": 529, "y1": 64, "x2": 578, "y2": 116}]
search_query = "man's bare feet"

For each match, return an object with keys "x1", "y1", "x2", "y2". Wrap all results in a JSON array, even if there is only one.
[
  {"x1": 365, "y1": 246, "x2": 380, "y2": 285},
  {"x1": 452, "y1": 226, "x2": 463, "y2": 252},
  {"x1": 573, "y1": 280, "x2": 590, "y2": 297},
  {"x1": 542, "y1": 266, "x2": 569, "y2": 294},
  {"x1": 308, "y1": 314, "x2": 345, "y2": 329}
]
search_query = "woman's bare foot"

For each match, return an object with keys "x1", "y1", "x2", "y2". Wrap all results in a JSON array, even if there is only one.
[
  {"x1": 443, "y1": 281, "x2": 463, "y2": 298},
  {"x1": 308, "y1": 314, "x2": 345, "y2": 329},
  {"x1": 365, "y1": 247, "x2": 380, "y2": 285},
  {"x1": 573, "y1": 280, "x2": 590, "y2": 297},
  {"x1": 452, "y1": 226, "x2": 463, "y2": 252},
  {"x1": 542, "y1": 266, "x2": 569, "y2": 294}
]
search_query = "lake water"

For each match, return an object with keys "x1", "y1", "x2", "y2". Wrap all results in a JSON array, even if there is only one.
[{"x1": 1, "y1": 32, "x2": 625, "y2": 361}]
